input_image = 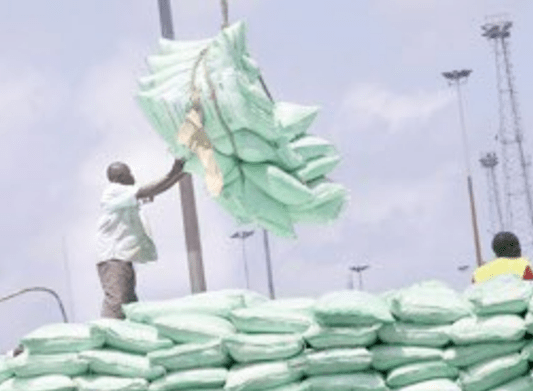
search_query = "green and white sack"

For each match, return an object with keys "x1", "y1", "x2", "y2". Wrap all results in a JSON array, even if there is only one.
[
  {"x1": 370, "y1": 345, "x2": 444, "y2": 371},
  {"x1": 390, "y1": 280, "x2": 473, "y2": 324},
  {"x1": 386, "y1": 361, "x2": 459, "y2": 388},
  {"x1": 255, "y1": 298, "x2": 316, "y2": 314},
  {"x1": 79, "y1": 349, "x2": 165, "y2": 381},
  {"x1": 485, "y1": 376, "x2": 533, "y2": 391},
  {"x1": 463, "y1": 274, "x2": 533, "y2": 316},
  {"x1": 224, "y1": 361, "x2": 302, "y2": 391},
  {"x1": 458, "y1": 352, "x2": 529, "y2": 391},
  {"x1": 7, "y1": 351, "x2": 88, "y2": 378},
  {"x1": 152, "y1": 314, "x2": 236, "y2": 343},
  {"x1": 20, "y1": 323, "x2": 105, "y2": 354},
  {"x1": 293, "y1": 348, "x2": 372, "y2": 376},
  {"x1": 89, "y1": 319, "x2": 173, "y2": 354},
  {"x1": 523, "y1": 312, "x2": 533, "y2": 333},
  {"x1": 148, "y1": 340, "x2": 231, "y2": 371},
  {"x1": 313, "y1": 291, "x2": 393, "y2": 327},
  {"x1": 378, "y1": 322, "x2": 450, "y2": 347},
  {"x1": 443, "y1": 341, "x2": 526, "y2": 368},
  {"x1": 230, "y1": 307, "x2": 314, "y2": 334},
  {"x1": 392, "y1": 379, "x2": 461, "y2": 391},
  {"x1": 264, "y1": 383, "x2": 309, "y2": 391},
  {"x1": 303, "y1": 372, "x2": 388, "y2": 391},
  {"x1": 73, "y1": 375, "x2": 148, "y2": 391},
  {"x1": 0, "y1": 356, "x2": 13, "y2": 383},
  {"x1": 289, "y1": 136, "x2": 337, "y2": 161},
  {"x1": 303, "y1": 324, "x2": 380, "y2": 349},
  {"x1": 148, "y1": 368, "x2": 228, "y2": 391},
  {"x1": 0, "y1": 374, "x2": 76, "y2": 391},
  {"x1": 520, "y1": 340, "x2": 533, "y2": 360},
  {"x1": 223, "y1": 334, "x2": 304, "y2": 363},
  {"x1": 448, "y1": 315, "x2": 526, "y2": 345}
]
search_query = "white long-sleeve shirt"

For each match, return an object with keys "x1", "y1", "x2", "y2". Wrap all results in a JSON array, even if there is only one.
[{"x1": 96, "y1": 183, "x2": 157, "y2": 264}]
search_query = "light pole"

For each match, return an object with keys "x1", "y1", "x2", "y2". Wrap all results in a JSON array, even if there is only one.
[
  {"x1": 442, "y1": 69, "x2": 484, "y2": 267},
  {"x1": 157, "y1": 0, "x2": 206, "y2": 293},
  {"x1": 349, "y1": 265, "x2": 370, "y2": 290},
  {"x1": 231, "y1": 231, "x2": 255, "y2": 289}
]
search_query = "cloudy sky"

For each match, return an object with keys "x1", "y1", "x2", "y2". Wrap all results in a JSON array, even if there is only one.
[{"x1": 1, "y1": 0, "x2": 532, "y2": 352}]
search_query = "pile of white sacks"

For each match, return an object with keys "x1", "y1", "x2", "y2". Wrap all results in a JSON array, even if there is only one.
[{"x1": 2, "y1": 275, "x2": 533, "y2": 391}]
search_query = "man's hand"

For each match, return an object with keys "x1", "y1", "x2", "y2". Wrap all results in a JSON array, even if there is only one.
[{"x1": 170, "y1": 158, "x2": 186, "y2": 176}]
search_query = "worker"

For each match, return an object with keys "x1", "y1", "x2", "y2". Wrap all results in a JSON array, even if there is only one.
[
  {"x1": 472, "y1": 231, "x2": 533, "y2": 283},
  {"x1": 96, "y1": 158, "x2": 186, "y2": 319}
]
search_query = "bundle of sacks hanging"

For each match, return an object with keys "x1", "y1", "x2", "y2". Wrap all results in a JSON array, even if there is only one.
[
  {"x1": 3, "y1": 275, "x2": 533, "y2": 391},
  {"x1": 136, "y1": 21, "x2": 348, "y2": 238}
]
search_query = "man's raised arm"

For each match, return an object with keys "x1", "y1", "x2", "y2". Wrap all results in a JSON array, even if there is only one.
[{"x1": 136, "y1": 159, "x2": 186, "y2": 201}]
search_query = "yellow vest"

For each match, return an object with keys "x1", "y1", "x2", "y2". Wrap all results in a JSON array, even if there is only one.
[{"x1": 473, "y1": 257, "x2": 531, "y2": 283}]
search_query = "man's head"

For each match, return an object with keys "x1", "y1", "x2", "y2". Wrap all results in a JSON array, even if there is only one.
[
  {"x1": 492, "y1": 231, "x2": 521, "y2": 258},
  {"x1": 107, "y1": 162, "x2": 135, "y2": 185}
]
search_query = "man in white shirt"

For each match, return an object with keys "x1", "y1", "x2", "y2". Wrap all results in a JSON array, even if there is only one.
[{"x1": 96, "y1": 158, "x2": 185, "y2": 319}]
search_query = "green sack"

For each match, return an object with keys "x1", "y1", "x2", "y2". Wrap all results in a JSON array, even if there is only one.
[
  {"x1": 289, "y1": 136, "x2": 337, "y2": 161},
  {"x1": 241, "y1": 163, "x2": 314, "y2": 206},
  {"x1": 523, "y1": 312, "x2": 533, "y2": 333},
  {"x1": 370, "y1": 345, "x2": 444, "y2": 371},
  {"x1": 255, "y1": 298, "x2": 316, "y2": 314},
  {"x1": 448, "y1": 315, "x2": 526, "y2": 345},
  {"x1": 377, "y1": 322, "x2": 450, "y2": 347},
  {"x1": 148, "y1": 340, "x2": 230, "y2": 371},
  {"x1": 264, "y1": 383, "x2": 310, "y2": 391},
  {"x1": 485, "y1": 376, "x2": 533, "y2": 391},
  {"x1": 0, "y1": 375, "x2": 76, "y2": 391},
  {"x1": 79, "y1": 349, "x2": 165, "y2": 381},
  {"x1": 148, "y1": 368, "x2": 228, "y2": 391},
  {"x1": 89, "y1": 319, "x2": 173, "y2": 354},
  {"x1": 225, "y1": 361, "x2": 302, "y2": 391},
  {"x1": 7, "y1": 351, "x2": 88, "y2": 378},
  {"x1": 294, "y1": 348, "x2": 373, "y2": 376},
  {"x1": 390, "y1": 280, "x2": 473, "y2": 325},
  {"x1": 459, "y1": 353, "x2": 529, "y2": 391},
  {"x1": 302, "y1": 372, "x2": 388, "y2": 391},
  {"x1": 152, "y1": 314, "x2": 236, "y2": 343},
  {"x1": 463, "y1": 274, "x2": 533, "y2": 316},
  {"x1": 313, "y1": 290, "x2": 394, "y2": 327},
  {"x1": 520, "y1": 340, "x2": 533, "y2": 361},
  {"x1": 288, "y1": 184, "x2": 348, "y2": 224},
  {"x1": 223, "y1": 334, "x2": 304, "y2": 364},
  {"x1": 444, "y1": 341, "x2": 526, "y2": 368},
  {"x1": 386, "y1": 361, "x2": 459, "y2": 388},
  {"x1": 302, "y1": 324, "x2": 380, "y2": 350},
  {"x1": 294, "y1": 156, "x2": 341, "y2": 183},
  {"x1": 20, "y1": 323, "x2": 105, "y2": 354},
  {"x1": 123, "y1": 289, "x2": 266, "y2": 323},
  {"x1": 0, "y1": 356, "x2": 13, "y2": 383},
  {"x1": 230, "y1": 307, "x2": 314, "y2": 334},
  {"x1": 274, "y1": 102, "x2": 319, "y2": 142},
  {"x1": 73, "y1": 375, "x2": 148, "y2": 391},
  {"x1": 392, "y1": 379, "x2": 461, "y2": 391}
]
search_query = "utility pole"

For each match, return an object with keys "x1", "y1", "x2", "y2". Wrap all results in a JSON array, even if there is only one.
[
  {"x1": 157, "y1": 0, "x2": 206, "y2": 293},
  {"x1": 263, "y1": 230, "x2": 276, "y2": 299},
  {"x1": 349, "y1": 265, "x2": 370, "y2": 290},
  {"x1": 230, "y1": 231, "x2": 255, "y2": 289},
  {"x1": 442, "y1": 69, "x2": 484, "y2": 267}
]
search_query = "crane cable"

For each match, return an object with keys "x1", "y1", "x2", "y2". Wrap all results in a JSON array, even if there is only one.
[{"x1": 0, "y1": 287, "x2": 69, "y2": 323}]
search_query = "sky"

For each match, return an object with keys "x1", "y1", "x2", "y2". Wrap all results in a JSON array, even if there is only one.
[{"x1": 1, "y1": 0, "x2": 533, "y2": 352}]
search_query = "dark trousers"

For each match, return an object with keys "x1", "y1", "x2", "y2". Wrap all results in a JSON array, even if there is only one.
[{"x1": 97, "y1": 259, "x2": 138, "y2": 319}]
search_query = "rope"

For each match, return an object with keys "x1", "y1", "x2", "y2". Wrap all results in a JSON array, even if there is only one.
[
  {"x1": 0, "y1": 287, "x2": 69, "y2": 323},
  {"x1": 221, "y1": 0, "x2": 229, "y2": 30}
]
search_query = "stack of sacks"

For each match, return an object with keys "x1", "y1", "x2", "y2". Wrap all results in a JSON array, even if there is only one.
[
  {"x1": 296, "y1": 290, "x2": 394, "y2": 391},
  {"x1": 449, "y1": 275, "x2": 533, "y2": 391},
  {"x1": 136, "y1": 21, "x2": 348, "y2": 238}
]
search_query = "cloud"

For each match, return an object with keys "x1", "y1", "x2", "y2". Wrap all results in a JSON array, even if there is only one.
[{"x1": 340, "y1": 84, "x2": 452, "y2": 134}]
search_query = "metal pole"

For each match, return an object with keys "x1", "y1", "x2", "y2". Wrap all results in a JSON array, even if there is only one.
[
  {"x1": 241, "y1": 237, "x2": 250, "y2": 290},
  {"x1": 263, "y1": 229, "x2": 276, "y2": 299},
  {"x1": 358, "y1": 271, "x2": 364, "y2": 290},
  {"x1": 62, "y1": 236, "x2": 75, "y2": 321},
  {"x1": 157, "y1": 0, "x2": 206, "y2": 293},
  {"x1": 455, "y1": 78, "x2": 484, "y2": 267}
]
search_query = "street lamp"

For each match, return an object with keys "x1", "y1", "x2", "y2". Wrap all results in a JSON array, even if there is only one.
[
  {"x1": 349, "y1": 265, "x2": 370, "y2": 290},
  {"x1": 442, "y1": 69, "x2": 484, "y2": 267},
  {"x1": 231, "y1": 230, "x2": 255, "y2": 289}
]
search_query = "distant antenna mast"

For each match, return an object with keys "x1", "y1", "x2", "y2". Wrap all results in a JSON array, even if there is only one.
[
  {"x1": 482, "y1": 16, "x2": 533, "y2": 250},
  {"x1": 479, "y1": 152, "x2": 504, "y2": 235}
]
